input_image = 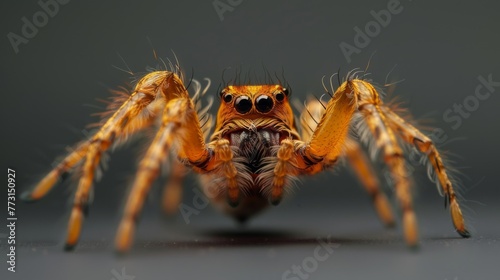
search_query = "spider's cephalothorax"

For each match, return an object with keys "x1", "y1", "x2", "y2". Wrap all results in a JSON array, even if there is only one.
[
  {"x1": 23, "y1": 66, "x2": 470, "y2": 253},
  {"x1": 199, "y1": 85, "x2": 300, "y2": 222}
]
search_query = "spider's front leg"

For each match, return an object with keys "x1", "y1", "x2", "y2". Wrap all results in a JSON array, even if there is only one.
[
  {"x1": 23, "y1": 70, "x2": 209, "y2": 251},
  {"x1": 266, "y1": 84, "x2": 357, "y2": 204},
  {"x1": 23, "y1": 71, "x2": 171, "y2": 249},
  {"x1": 289, "y1": 79, "x2": 468, "y2": 247},
  {"x1": 299, "y1": 98, "x2": 396, "y2": 227},
  {"x1": 114, "y1": 74, "x2": 219, "y2": 253}
]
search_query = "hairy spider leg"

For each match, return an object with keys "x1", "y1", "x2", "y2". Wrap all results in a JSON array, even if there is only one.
[
  {"x1": 299, "y1": 98, "x2": 396, "y2": 227},
  {"x1": 382, "y1": 107, "x2": 469, "y2": 237}
]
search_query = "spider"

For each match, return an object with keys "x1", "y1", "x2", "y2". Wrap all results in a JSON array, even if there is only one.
[{"x1": 22, "y1": 62, "x2": 470, "y2": 253}]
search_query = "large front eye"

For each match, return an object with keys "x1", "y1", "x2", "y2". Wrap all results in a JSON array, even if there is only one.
[
  {"x1": 255, "y1": 95, "x2": 274, "y2": 113},
  {"x1": 235, "y1": 96, "x2": 252, "y2": 114}
]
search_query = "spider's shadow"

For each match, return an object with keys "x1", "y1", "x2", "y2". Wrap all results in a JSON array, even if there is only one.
[
  {"x1": 32, "y1": 228, "x2": 467, "y2": 255},
  {"x1": 132, "y1": 228, "x2": 318, "y2": 252},
  {"x1": 133, "y1": 226, "x2": 469, "y2": 252},
  {"x1": 198, "y1": 228, "x2": 320, "y2": 246},
  {"x1": 130, "y1": 227, "x2": 405, "y2": 254}
]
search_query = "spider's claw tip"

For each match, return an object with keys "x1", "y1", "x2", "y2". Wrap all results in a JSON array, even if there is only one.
[
  {"x1": 20, "y1": 191, "x2": 36, "y2": 203},
  {"x1": 458, "y1": 229, "x2": 471, "y2": 238},
  {"x1": 63, "y1": 243, "x2": 76, "y2": 251},
  {"x1": 270, "y1": 197, "x2": 282, "y2": 206}
]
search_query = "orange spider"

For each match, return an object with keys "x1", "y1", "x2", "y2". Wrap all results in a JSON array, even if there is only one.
[{"x1": 22, "y1": 63, "x2": 470, "y2": 253}]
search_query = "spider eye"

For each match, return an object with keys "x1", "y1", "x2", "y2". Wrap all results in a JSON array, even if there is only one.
[
  {"x1": 235, "y1": 96, "x2": 252, "y2": 114},
  {"x1": 283, "y1": 88, "x2": 289, "y2": 96},
  {"x1": 223, "y1": 93, "x2": 233, "y2": 103},
  {"x1": 255, "y1": 95, "x2": 274, "y2": 113},
  {"x1": 274, "y1": 91, "x2": 285, "y2": 102}
]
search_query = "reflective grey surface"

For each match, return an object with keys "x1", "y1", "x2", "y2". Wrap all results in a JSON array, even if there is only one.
[{"x1": 4, "y1": 196, "x2": 500, "y2": 280}]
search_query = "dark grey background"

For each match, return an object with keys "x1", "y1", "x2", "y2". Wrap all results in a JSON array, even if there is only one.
[{"x1": 1, "y1": 0, "x2": 499, "y2": 279}]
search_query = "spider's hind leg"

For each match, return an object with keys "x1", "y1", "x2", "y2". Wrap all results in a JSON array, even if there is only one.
[
  {"x1": 354, "y1": 82, "x2": 419, "y2": 247},
  {"x1": 115, "y1": 100, "x2": 180, "y2": 253},
  {"x1": 344, "y1": 138, "x2": 396, "y2": 228},
  {"x1": 355, "y1": 80, "x2": 469, "y2": 246},
  {"x1": 381, "y1": 107, "x2": 470, "y2": 237},
  {"x1": 162, "y1": 158, "x2": 187, "y2": 215}
]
